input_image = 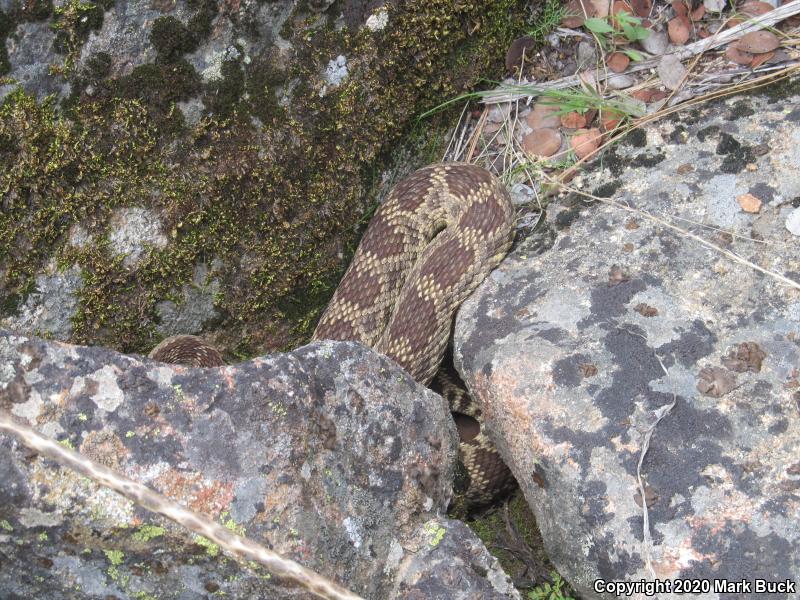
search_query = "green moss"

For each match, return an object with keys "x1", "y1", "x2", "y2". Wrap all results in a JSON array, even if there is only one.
[
  {"x1": 204, "y1": 58, "x2": 245, "y2": 118},
  {"x1": 0, "y1": 0, "x2": 528, "y2": 356},
  {"x1": 150, "y1": 16, "x2": 197, "y2": 62},
  {"x1": 15, "y1": 0, "x2": 53, "y2": 21},
  {"x1": 131, "y1": 525, "x2": 166, "y2": 542},
  {"x1": 52, "y1": 0, "x2": 108, "y2": 58},
  {"x1": 187, "y1": 0, "x2": 218, "y2": 42},
  {"x1": 0, "y1": 11, "x2": 10, "y2": 76},
  {"x1": 196, "y1": 535, "x2": 220, "y2": 557},
  {"x1": 85, "y1": 51, "x2": 112, "y2": 80},
  {"x1": 104, "y1": 548, "x2": 124, "y2": 565},
  {"x1": 244, "y1": 53, "x2": 287, "y2": 124},
  {"x1": 762, "y1": 75, "x2": 800, "y2": 101}
]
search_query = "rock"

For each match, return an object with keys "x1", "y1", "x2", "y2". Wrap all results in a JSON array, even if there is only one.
[
  {"x1": 576, "y1": 40, "x2": 597, "y2": 68},
  {"x1": 108, "y1": 207, "x2": 169, "y2": 268},
  {"x1": 154, "y1": 262, "x2": 222, "y2": 337},
  {"x1": 0, "y1": 262, "x2": 83, "y2": 339},
  {"x1": 657, "y1": 53, "x2": 687, "y2": 90},
  {"x1": 0, "y1": 332, "x2": 519, "y2": 599},
  {"x1": 640, "y1": 29, "x2": 669, "y2": 55},
  {"x1": 453, "y1": 87, "x2": 800, "y2": 598},
  {"x1": 606, "y1": 73, "x2": 635, "y2": 90},
  {"x1": 786, "y1": 207, "x2": 800, "y2": 235},
  {"x1": 0, "y1": 22, "x2": 70, "y2": 101}
]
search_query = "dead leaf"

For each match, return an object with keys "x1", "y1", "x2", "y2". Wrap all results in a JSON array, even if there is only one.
[
  {"x1": 527, "y1": 103, "x2": 561, "y2": 129},
  {"x1": 608, "y1": 264, "x2": 629, "y2": 286},
  {"x1": 750, "y1": 49, "x2": 776, "y2": 68},
  {"x1": 600, "y1": 109, "x2": 624, "y2": 131},
  {"x1": 590, "y1": 0, "x2": 611, "y2": 17},
  {"x1": 523, "y1": 128, "x2": 563, "y2": 157},
  {"x1": 561, "y1": 111, "x2": 587, "y2": 128},
  {"x1": 607, "y1": 51, "x2": 630, "y2": 73},
  {"x1": 658, "y1": 54, "x2": 687, "y2": 90},
  {"x1": 562, "y1": 0, "x2": 590, "y2": 26},
  {"x1": 676, "y1": 163, "x2": 694, "y2": 174},
  {"x1": 730, "y1": 0, "x2": 773, "y2": 25},
  {"x1": 722, "y1": 342, "x2": 767, "y2": 373},
  {"x1": 650, "y1": 90, "x2": 668, "y2": 102},
  {"x1": 506, "y1": 36, "x2": 536, "y2": 72},
  {"x1": 612, "y1": 0, "x2": 632, "y2": 13},
  {"x1": 697, "y1": 367, "x2": 737, "y2": 397},
  {"x1": 690, "y1": 4, "x2": 705, "y2": 20},
  {"x1": 571, "y1": 128, "x2": 603, "y2": 159},
  {"x1": 671, "y1": 0, "x2": 688, "y2": 16},
  {"x1": 725, "y1": 44, "x2": 755, "y2": 65},
  {"x1": 634, "y1": 485, "x2": 658, "y2": 508},
  {"x1": 634, "y1": 303, "x2": 659, "y2": 317},
  {"x1": 668, "y1": 16, "x2": 691, "y2": 44},
  {"x1": 630, "y1": 0, "x2": 651, "y2": 17},
  {"x1": 736, "y1": 193, "x2": 762, "y2": 213},
  {"x1": 738, "y1": 30, "x2": 780, "y2": 54},
  {"x1": 579, "y1": 363, "x2": 599, "y2": 377}
]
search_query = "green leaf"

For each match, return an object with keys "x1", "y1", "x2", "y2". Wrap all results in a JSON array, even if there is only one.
[
  {"x1": 622, "y1": 23, "x2": 651, "y2": 41},
  {"x1": 583, "y1": 17, "x2": 614, "y2": 33},
  {"x1": 622, "y1": 48, "x2": 644, "y2": 61}
]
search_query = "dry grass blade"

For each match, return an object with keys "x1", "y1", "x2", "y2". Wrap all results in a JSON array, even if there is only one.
[{"x1": 0, "y1": 410, "x2": 365, "y2": 600}]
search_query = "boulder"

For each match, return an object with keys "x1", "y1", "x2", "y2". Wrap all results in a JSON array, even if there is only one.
[
  {"x1": 455, "y1": 83, "x2": 800, "y2": 597},
  {"x1": 0, "y1": 331, "x2": 518, "y2": 599}
]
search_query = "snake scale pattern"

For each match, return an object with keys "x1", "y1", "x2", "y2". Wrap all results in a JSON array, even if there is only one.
[{"x1": 150, "y1": 163, "x2": 516, "y2": 509}]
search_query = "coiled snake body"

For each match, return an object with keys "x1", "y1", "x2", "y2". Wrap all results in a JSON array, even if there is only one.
[{"x1": 151, "y1": 163, "x2": 516, "y2": 509}]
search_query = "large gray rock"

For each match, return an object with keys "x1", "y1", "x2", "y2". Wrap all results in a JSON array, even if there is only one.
[
  {"x1": 0, "y1": 331, "x2": 518, "y2": 599},
  {"x1": 455, "y1": 86, "x2": 800, "y2": 598}
]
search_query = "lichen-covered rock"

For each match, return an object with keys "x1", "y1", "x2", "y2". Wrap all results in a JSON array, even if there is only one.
[
  {"x1": 454, "y1": 84, "x2": 800, "y2": 598},
  {"x1": 0, "y1": 0, "x2": 527, "y2": 357},
  {"x1": 0, "y1": 331, "x2": 518, "y2": 599}
]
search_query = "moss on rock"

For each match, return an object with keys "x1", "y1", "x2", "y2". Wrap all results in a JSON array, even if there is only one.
[{"x1": 1, "y1": 0, "x2": 527, "y2": 356}]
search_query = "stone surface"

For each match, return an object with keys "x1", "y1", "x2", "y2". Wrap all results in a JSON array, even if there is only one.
[
  {"x1": 454, "y1": 86, "x2": 800, "y2": 598},
  {"x1": 0, "y1": 331, "x2": 519, "y2": 599},
  {"x1": 1, "y1": 262, "x2": 83, "y2": 339}
]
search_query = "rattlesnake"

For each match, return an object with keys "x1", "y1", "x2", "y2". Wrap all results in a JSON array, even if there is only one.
[{"x1": 151, "y1": 162, "x2": 516, "y2": 508}]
